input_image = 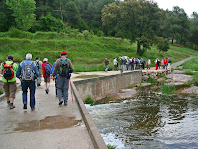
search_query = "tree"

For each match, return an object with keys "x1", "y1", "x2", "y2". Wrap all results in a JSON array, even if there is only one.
[
  {"x1": 189, "y1": 12, "x2": 198, "y2": 50},
  {"x1": 6, "y1": 0, "x2": 36, "y2": 31},
  {"x1": 102, "y1": 0, "x2": 164, "y2": 55}
]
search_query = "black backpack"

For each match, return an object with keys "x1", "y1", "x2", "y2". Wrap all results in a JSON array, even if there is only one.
[
  {"x1": 35, "y1": 61, "x2": 39, "y2": 70},
  {"x1": 2, "y1": 62, "x2": 14, "y2": 82},
  {"x1": 59, "y1": 58, "x2": 69, "y2": 77}
]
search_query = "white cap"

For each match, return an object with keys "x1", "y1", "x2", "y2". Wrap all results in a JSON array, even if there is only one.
[{"x1": 43, "y1": 58, "x2": 48, "y2": 62}]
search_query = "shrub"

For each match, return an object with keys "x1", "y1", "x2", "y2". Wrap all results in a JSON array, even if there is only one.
[
  {"x1": 85, "y1": 96, "x2": 95, "y2": 105},
  {"x1": 107, "y1": 144, "x2": 117, "y2": 149},
  {"x1": 146, "y1": 77, "x2": 157, "y2": 83},
  {"x1": 0, "y1": 90, "x2": 2, "y2": 95},
  {"x1": 161, "y1": 85, "x2": 175, "y2": 95}
]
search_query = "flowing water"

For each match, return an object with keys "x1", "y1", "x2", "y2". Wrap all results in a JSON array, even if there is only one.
[{"x1": 86, "y1": 86, "x2": 198, "y2": 149}]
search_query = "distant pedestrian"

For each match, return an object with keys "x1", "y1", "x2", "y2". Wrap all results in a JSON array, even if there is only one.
[
  {"x1": 157, "y1": 58, "x2": 160, "y2": 69},
  {"x1": 42, "y1": 58, "x2": 52, "y2": 94},
  {"x1": 130, "y1": 57, "x2": 134, "y2": 70},
  {"x1": 168, "y1": 58, "x2": 171, "y2": 70},
  {"x1": 104, "y1": 58, "x2": 109, "y2": 72},
  {"x1": 52, "y1": 51, "x2": 74, "y2": 106},
  {"x1": 0, "y1": 55, "x2": 18, "y2": 109},
  {"x1": 51, "y1": 56, "x2": 61, "y2": 96},
  {"x1": 113, "y1": 58, "x2": 118, "y2": 71},
  {"x1": 164, "y1": 58, "x2": 168, "y2": 70},
  {"x1": 119, "y1": 56, "x2": 123, "y2": 73},
  {"x1": 161, "y1": 59, "x2": 164, "y2": 69},
  {"x1": 35, "y1": 57, "x2": 42, "y2": 87},
  {"x1": 126, "y1": 57, "x2": 130, "y2": 70},
  {"x1": 16, "y1": 53, "x2": 39, "y2": 110},
  {"x1": 155, "y1": 58, "x2": 158, "y2": 70},
  {"x1": 146, "y1": 59, "x2": 151, "y2": 69}
]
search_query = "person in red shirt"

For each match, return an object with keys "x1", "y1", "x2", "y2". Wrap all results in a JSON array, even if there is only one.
[
  {"x1": 42, "y1": 58, "x2": 52, "y2": 94},
  {"x1": 164, "y1": 58, "x2": 168, "y2": 70}
]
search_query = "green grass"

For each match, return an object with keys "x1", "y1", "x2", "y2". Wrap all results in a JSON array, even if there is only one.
[
  {"x1": 1, "y1": 29, "x2": 198, "y2": 72},
  {"x1": 161, "y1": 85, "x2": 175, "y2": 95},
  {"x1": 146, "y1": 77, "x2": 157, "y2": 83},
  {"x1": 107, "y1": 144, "x2": 117, "y2": 149}
]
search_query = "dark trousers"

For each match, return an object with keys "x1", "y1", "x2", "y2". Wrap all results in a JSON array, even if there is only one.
[{"x1": 21, "y1": 81, "x2": 36, "y2": 109}]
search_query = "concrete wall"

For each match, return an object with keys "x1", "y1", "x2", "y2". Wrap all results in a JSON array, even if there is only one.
[{"x1": 73, "y1": 70, "x2": 142, "y2": 101}]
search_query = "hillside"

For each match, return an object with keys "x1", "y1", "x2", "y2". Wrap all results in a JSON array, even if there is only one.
[{"x1": 0, "y1": 29, "x2": 198, "y2": 72}]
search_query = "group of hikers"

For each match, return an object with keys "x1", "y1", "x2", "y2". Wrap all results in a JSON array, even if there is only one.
[
  {"x1": 0, "y1": 51, "x2": 73, "y2": 110},
  {"x1": 105, "y1": 56, "x2": 171, "y2": 72}
]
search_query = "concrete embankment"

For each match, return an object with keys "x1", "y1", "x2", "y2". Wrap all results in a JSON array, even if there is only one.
[{"x1": 73, "y1": 70, "x2": 142, "y2": 101}]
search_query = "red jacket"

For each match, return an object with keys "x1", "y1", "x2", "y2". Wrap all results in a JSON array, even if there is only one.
[
  {"x1": 164, "y1": 59, "x2": 168, "y2": 64},
  {"x1": 42, "y1": 61, "x2": 52, "y2": 78}
]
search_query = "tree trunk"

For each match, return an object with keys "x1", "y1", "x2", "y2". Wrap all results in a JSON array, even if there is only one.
[
  {"x1": 171, "y1": 38, "x2": 174, "y2": 44},
  {"x1": 137, "y1": 41, "x2": 141, "y2": 55}
]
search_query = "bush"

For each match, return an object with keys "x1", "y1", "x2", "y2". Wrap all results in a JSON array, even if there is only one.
[
  {"x1": 107, "y1": 144, "x2": 117, "y2": 149},
  {"x1": 146, "y1": 77, "x2": 157, "y2": 83},
  {"x1": 85, "y1": 96, "x2": 95, "y2": 105},
  {"x1": 0, "y1": 90, "x2": 2, "y2": 95},
  {"x1": 161, "y1": 85, "x2": 175, "y2": 95}
]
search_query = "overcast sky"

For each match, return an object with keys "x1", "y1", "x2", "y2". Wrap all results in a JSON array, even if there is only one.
[{"x1": 153, "y1": 0, "x2": 198, "y2": 17}]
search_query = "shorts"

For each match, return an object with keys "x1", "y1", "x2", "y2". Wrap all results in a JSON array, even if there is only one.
[
  {"x1": 44, "y1": 77, "x2": 50, "y2": 83},
  {"x1": 3, "y1": 81, "x2": 17, "y2": 98}
]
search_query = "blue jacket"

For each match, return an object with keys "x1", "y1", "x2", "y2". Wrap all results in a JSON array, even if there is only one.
[
  {"x1": 50, "y1": 62, "x2": 57, "y2": 78},
  {"x1": 16, "y1": 60, "x2": 39, "y2": 81}
]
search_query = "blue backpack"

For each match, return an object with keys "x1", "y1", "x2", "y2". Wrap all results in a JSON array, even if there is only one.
[
  {"x1": 59, "y1": 58, "x2": 69, "y2": 78},
  {"x1": 44, "y1": 62, "x2": 52, "y2": 76}
]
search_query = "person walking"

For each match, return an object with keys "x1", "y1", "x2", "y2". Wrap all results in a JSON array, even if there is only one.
[
  {"x1": 119, "y1": 56, "x2": 123, "y2": 73},
  {"x1": 35, "y1": 57, "x2": 42, "y2": 87},
  {"x1": 0, "y1": 55, "x2": 18, "y2": 109},
  {"x1": 161, "y1": 59, "x2": 164, "y2": 69},
  {"x1": 126, "y1": 57, "x2": 130, "y2": 70},
  {"x1": 130, "y1": 57, "x2": 134, "y2": 70},
  {"x1": 155, "y1": 58, "x2": 158, "y2": 70},
  {"x1": 16, "y1": 53, "x2": 39, "y2": 110},
  {"x1": 104, "y1": 58, "x2": 109, "y2": 72},
  {"x1": 42, "y1": 58, "x2": 52, "y2": 94},
  {"x1": 51, "y1": 56, "x2": 61, "y2": 96},
  {"x1": 52, "y1": 51, "x2": 74, "y2": 106},
  {"x1": 164, "y1": 57, "x2": 168, "y2": 70},
  {"x1": 146, "y1": 59, "x2": 151, "y2": 69},
  {"x1": 113, "y1": 58, "x2": 118, "y2": 71}
]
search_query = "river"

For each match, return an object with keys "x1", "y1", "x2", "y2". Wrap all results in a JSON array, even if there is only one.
[{"x1": 86, "y1": 86, "x2": 198, "y2": 149}]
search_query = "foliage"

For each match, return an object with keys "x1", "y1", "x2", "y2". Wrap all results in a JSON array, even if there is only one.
[
  {"x1": 85, "y1": 96, "x2": 95, "y2": 105},
  {"x1": 161, "y1": 85, "x2": 175, "y2": 95},
  {"x1": 189, "y1": 14, "x2": 198, "y2": 50},
  {"x1": 183, "y1": 70, "x2": 194, "y2": 75},
  {"x1": 182, "y1": 57, "x2": 198, "y2": 71},
  {"x1": 102, "y1": 0, "x2": 165, "y2": 55},
  {"x1": 156, "y1": 37, "x2": 170, "y2": 52},
  {"x1": 146, "y1": 77, "x2": 157, "y2": 83},
  {"x1": 0, "y1": 89, "x2": 2, "y2": 95},
  {"x1": 107, "y1": 144, "x2": 117, "y2": 149},
  {"x1": 6, "y1": 0, "x2": 36, "y2": 31}
]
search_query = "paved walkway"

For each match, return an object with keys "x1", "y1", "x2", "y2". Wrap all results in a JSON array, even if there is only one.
[{"x1": 0, "y1": 81, "x2": 94, "y2": 149}]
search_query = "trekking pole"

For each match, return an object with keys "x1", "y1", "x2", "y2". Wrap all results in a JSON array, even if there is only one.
[{"x1": 69, "y1": 76, "x2": 74, "y2": 103}]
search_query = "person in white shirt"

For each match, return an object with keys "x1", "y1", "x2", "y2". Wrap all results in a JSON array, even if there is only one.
[{"x1": 113, "y1": 58, "x2": 118, "y2": 71}]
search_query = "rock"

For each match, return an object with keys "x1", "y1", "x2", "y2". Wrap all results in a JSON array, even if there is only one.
[
  {"x1": 157, "y1": 77, "x2": 165, "y2": 82},
  {"x1": 142, "y1": 75, "x2": 149, "y2": 81},
  {"x1": 141, "y1": 83, "x2": 151, "y2": 87},
  {"x1": 166, "y1": 74, "x2": 193, "y2": 82}
]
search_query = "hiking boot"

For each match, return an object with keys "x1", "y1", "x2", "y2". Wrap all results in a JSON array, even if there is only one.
[
  {"x1": 23, "y1": 104, "x2": 27, "y2": 109},
  {"x1": 59, "y1": 99, "x2": 63, "y2": 105},
  {"x1": 64, "y1": 101, "x2": 67, "y2": 106},
  {"x1": 31, "y1": 107, "x2": 35, "y2": 111},
  {"x1": 7, "y1": 101, "x2": 10, "y2": 105},
  {"x1": 45, "y1": 88, "x2": 49, "y2": 94},
  {"x1": 9, "y1": 103, "x2": 15, "y2": 109}
]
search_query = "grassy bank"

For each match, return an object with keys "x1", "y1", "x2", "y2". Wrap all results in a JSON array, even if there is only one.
[{"x1": 1, "y1": 29, "x2": 198, "y2": 72}]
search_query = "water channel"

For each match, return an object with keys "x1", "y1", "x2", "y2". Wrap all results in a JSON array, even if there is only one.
[{"x1": 86, "y1": 86, "x2": 198, "y2": 149}]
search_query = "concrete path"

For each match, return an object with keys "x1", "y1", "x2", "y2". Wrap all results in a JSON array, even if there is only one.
[{"x1": 0, "y1": 81, "x2": 94, "y2": 149}]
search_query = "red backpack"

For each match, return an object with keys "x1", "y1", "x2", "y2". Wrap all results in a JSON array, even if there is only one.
[{"x1": 3, "y1": 62, "x2": 14, "y2": 82}]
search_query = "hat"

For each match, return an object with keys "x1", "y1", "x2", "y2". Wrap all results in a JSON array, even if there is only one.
[
  {"x1": 61, "y1": 51, "x2": 67, "y2": 55},
  {"x1": 43, "y1": 58, "x2": 48, "y2": 62}
]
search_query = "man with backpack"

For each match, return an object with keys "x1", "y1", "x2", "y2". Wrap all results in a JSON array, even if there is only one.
[
  {"x1": 16, "y1": 53, "x2": 39, "y2": 110},
  {"x1": 42, "y1": 58, "x2": 52, "y2": 94},
  {"x1": 52, "y1": 51, "x2": 74, "y2": 106},
  {"x1": 0, "y1": 55, "x2": 18, "y2": 109},
  {"x1": 35, "y1": 57, "x2": 42, "y2": 87}
]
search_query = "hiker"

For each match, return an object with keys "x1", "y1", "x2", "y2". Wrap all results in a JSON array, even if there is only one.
[
  {"x1": 16, "y1": 53, "x2": 39, "y2": 110},
  {"x1": 164, "y1": 57, "x2": 168, "y2": 70},
  {"x1": 146, "y1": 59, "x2": 151, "y2": 69},
  {"x1": 161, "y1": 59, "x2": 164, "y2": 69},
  {"x1": 130, "y1": 57, "x2": 134, "y2": 70},
  {"x1": 0, "y1": 55, "x2": 18, "y2": 109},
  {"x1": 126, "y1": 57, "x2": 130, "y2": 70},
  {"x1": 119, "y1": 56, "x2": 123, "y2": 73},
  {"x1": 141, "y1": 58, "x2": 146, "y2": 69},
  {"x1": 104, "y1": 58, "x2": 109, "y2": 72},
  {"x1": 113, "y1": 58, "x2": 118, "y2": 71},
  {"x1": 157, "y1": 58, "x2": 160, "y2": 69},
  {"x1": 52, "y1": 51, "x2": 74, "y2": 106},
  {"x1": 42, "y1": 58, "x2": 52, "y2": 94},
  {"x1": 168, "y1": 58, "x2": 171, "y2": 70},
  {"x1": 155, "y1": 58, "x2": 158, "y2": 70},
  {"x1": 51, "y1": 56, "x2": 61, "y2": 96},
  {"x1": 35, "y1": 57, "x2": 42, "y2": 87}
]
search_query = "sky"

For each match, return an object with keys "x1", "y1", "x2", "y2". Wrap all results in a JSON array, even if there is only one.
[{"x1": 153, "y1": 0, "x2": 198, "y2": 17}]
